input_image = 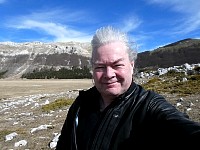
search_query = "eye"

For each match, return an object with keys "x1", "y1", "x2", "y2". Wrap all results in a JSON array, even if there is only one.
[
  {"x1": 94, "y1": 65, "x2": 105, "y2": 70},
  {"x1": 96, "y1": 66, "x2": 103, "y2": 69},
  {"x1": 115, "y1": 64, "x2": 122, "y2": 67},
  {"x1": 114, "y1": 64, "x2": 124, "y2": 68}
]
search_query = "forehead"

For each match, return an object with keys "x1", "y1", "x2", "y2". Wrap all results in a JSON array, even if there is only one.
[{"x1": 93, "y1": 42, "x2": 128, "y2": 61}]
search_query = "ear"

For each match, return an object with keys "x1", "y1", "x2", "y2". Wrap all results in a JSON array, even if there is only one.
[
  {"x1": 130, "y1": 61, "x2": 134, "y2": 75},
  {"x1": 131, "y1": 61, "x2": 134, "y2": 68}
]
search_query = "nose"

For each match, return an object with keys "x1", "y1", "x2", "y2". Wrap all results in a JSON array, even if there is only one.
[{"x1": 104, "y1": 66, "x2": 115, "y2": 78}]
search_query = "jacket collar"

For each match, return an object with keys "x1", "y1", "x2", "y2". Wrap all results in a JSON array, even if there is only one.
[{"x1": 79, "y1": 81, "x2": 137, "y2": 106}]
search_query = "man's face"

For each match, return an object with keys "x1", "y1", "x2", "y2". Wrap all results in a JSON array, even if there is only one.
[{"x1": 92, "y1": 41, "x2": 134, "y2": 99}]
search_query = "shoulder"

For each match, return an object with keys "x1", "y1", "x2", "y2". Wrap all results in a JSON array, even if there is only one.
[
  {"x1": 78, "y1": 86, "x2": 100, "y2": 100},
  {"x1": 133, "y1": 83, "x2": 165, "y2": 103},
  {"x1": 74, "y1": 86, "x2": 101, "y2": 107},
  {"x1": 133, "y1": 83, "x2": 176, "y2": 115}
]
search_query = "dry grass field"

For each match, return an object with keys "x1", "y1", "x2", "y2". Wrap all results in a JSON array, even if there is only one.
[
  {"x1": 0, "y1": 78, "x2": 199, "y2": 149},
  {"x1": 0, "y1": 79, "x2": 93, "y2": 99}
]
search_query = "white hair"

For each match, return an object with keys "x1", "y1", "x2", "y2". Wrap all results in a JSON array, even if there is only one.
[{"x1": 91, "y1": 26, "x2": 137, "y2": 63}]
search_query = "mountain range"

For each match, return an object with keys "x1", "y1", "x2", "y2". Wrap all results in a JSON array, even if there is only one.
[
  {"x1": 0, "y1": 38, "x2": 199, "y2": 79},
  {"x1": 135, "y1": 38, "x2": 200, "y2": 69}
]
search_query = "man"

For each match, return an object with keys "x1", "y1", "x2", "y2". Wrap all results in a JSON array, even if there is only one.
[{"x1": 56, "y1": 26, "x2": 200, "y2": 150}]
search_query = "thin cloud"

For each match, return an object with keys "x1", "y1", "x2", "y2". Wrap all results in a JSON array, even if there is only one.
[
  {"x1": 114, "y1": 14, "x2": 142, "y2": 49},
  {"x1": 9, "y1": 20, "x2": 91, "y2": 42},
  {"x1": 148, "y1": 0, "x2": 200, "y2": 13},
  {"x1": 23, "y1": 8, "x2": 91, "y2": 23},
  {"x1": 5, "y1": 9, "x2": 93, "y2": 42},
  {"x1": 147, "y1": 0, "x2": 200, "y2": 34},
  {"x1": 120, "y1": 15, "x2": 142, "y2": 33}
]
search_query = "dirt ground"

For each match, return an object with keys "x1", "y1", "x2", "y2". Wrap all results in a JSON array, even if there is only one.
[{"x1": 0, "y1": 79, "x2": 199, "y2": 150}]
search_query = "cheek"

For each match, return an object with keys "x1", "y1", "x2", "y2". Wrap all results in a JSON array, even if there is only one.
[
  {"x1": 93, "y1": 72, "x2": 103, "y2": 80},
  {"x1": 117, "y1": 67, "x2": 133, "y2": 78},
  {"x1": 117, "y1": 69, "x2": 128, "y2": 76}
]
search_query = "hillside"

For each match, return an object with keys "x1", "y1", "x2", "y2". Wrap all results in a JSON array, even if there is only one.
[
  {"x1": 0, "y1": 38, "x2": 199, "y2": 78},
  {"x1": 0, "y1": 42, "x2": 91, "y2": 78},
  {"x1": 135, "y1": 38, "x2": 200, "y2": 69}
]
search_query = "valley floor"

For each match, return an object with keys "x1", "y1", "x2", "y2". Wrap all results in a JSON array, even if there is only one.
[{"x1": 0, "y1": 79, "x2": 199, "y2": 149}]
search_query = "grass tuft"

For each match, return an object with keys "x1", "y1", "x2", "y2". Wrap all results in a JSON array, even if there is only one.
[
  {"x1": 142, "y1": 74, "x2": 200, "y2": 96},
  {"x1": 0, "y1": 129, "x2": 13, "y2": 141},
  {"x1": 41, "y1": 97, "x2": 75, "y2": 112}
]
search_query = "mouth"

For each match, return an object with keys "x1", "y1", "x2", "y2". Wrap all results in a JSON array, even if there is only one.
[
  {"x1": 104, "y1": 81, "x2": 118, "y2": 87},
  {"x1": 104, "y1": 80, "x2": 117, "y2": 84}
]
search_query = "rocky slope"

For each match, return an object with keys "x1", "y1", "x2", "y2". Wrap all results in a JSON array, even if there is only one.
[
  {"x1": 0, "y1": 42, "x2": 91, "y2": 78},
  {"x1": 0, "y1": 38, "x2": 200, "y2": 79}
]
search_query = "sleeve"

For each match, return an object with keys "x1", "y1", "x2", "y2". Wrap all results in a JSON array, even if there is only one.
[
  {"x1": 147, "y1": 93, "x2": 200, "y2": 148},
  {"x1": 55, "y1": 96, "x2": 80, "y2": 150}
]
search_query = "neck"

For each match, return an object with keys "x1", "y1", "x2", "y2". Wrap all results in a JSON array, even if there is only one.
[{"x1": 100, "y1": 95, "x2": 115, "y2": 111}]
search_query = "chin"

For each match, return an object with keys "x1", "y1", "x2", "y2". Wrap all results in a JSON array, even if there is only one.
[{"x1": 104, "y1": 88, "x2": 121, "y2": 96}]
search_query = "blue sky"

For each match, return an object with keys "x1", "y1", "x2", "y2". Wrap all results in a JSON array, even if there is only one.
[{"x1": 0, "y1": 0, "x2": 200, "y2": 52}]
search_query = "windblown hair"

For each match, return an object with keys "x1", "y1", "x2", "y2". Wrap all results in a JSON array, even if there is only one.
[{"x1": 91, "y1": 26, "x2": 138, "y2": 63}]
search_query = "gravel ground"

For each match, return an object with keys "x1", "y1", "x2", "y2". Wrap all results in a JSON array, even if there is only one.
[{"x1": 0, "y1": 79, "x2": 199, "y2": 150}]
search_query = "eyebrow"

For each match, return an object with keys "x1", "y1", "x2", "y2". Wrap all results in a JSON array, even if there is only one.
[{"x1": 93, "y1": 58, "x2": 124, "y2": 65}]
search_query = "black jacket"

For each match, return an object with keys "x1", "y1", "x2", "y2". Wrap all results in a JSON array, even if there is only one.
[{"x1": 56, "y1": 82, "x2": 200, "y2": 150}]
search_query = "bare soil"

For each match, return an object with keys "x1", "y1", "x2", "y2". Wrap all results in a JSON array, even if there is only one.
[{"x1": 0, "y1": 79, "x2": 199, "y2": 150}]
